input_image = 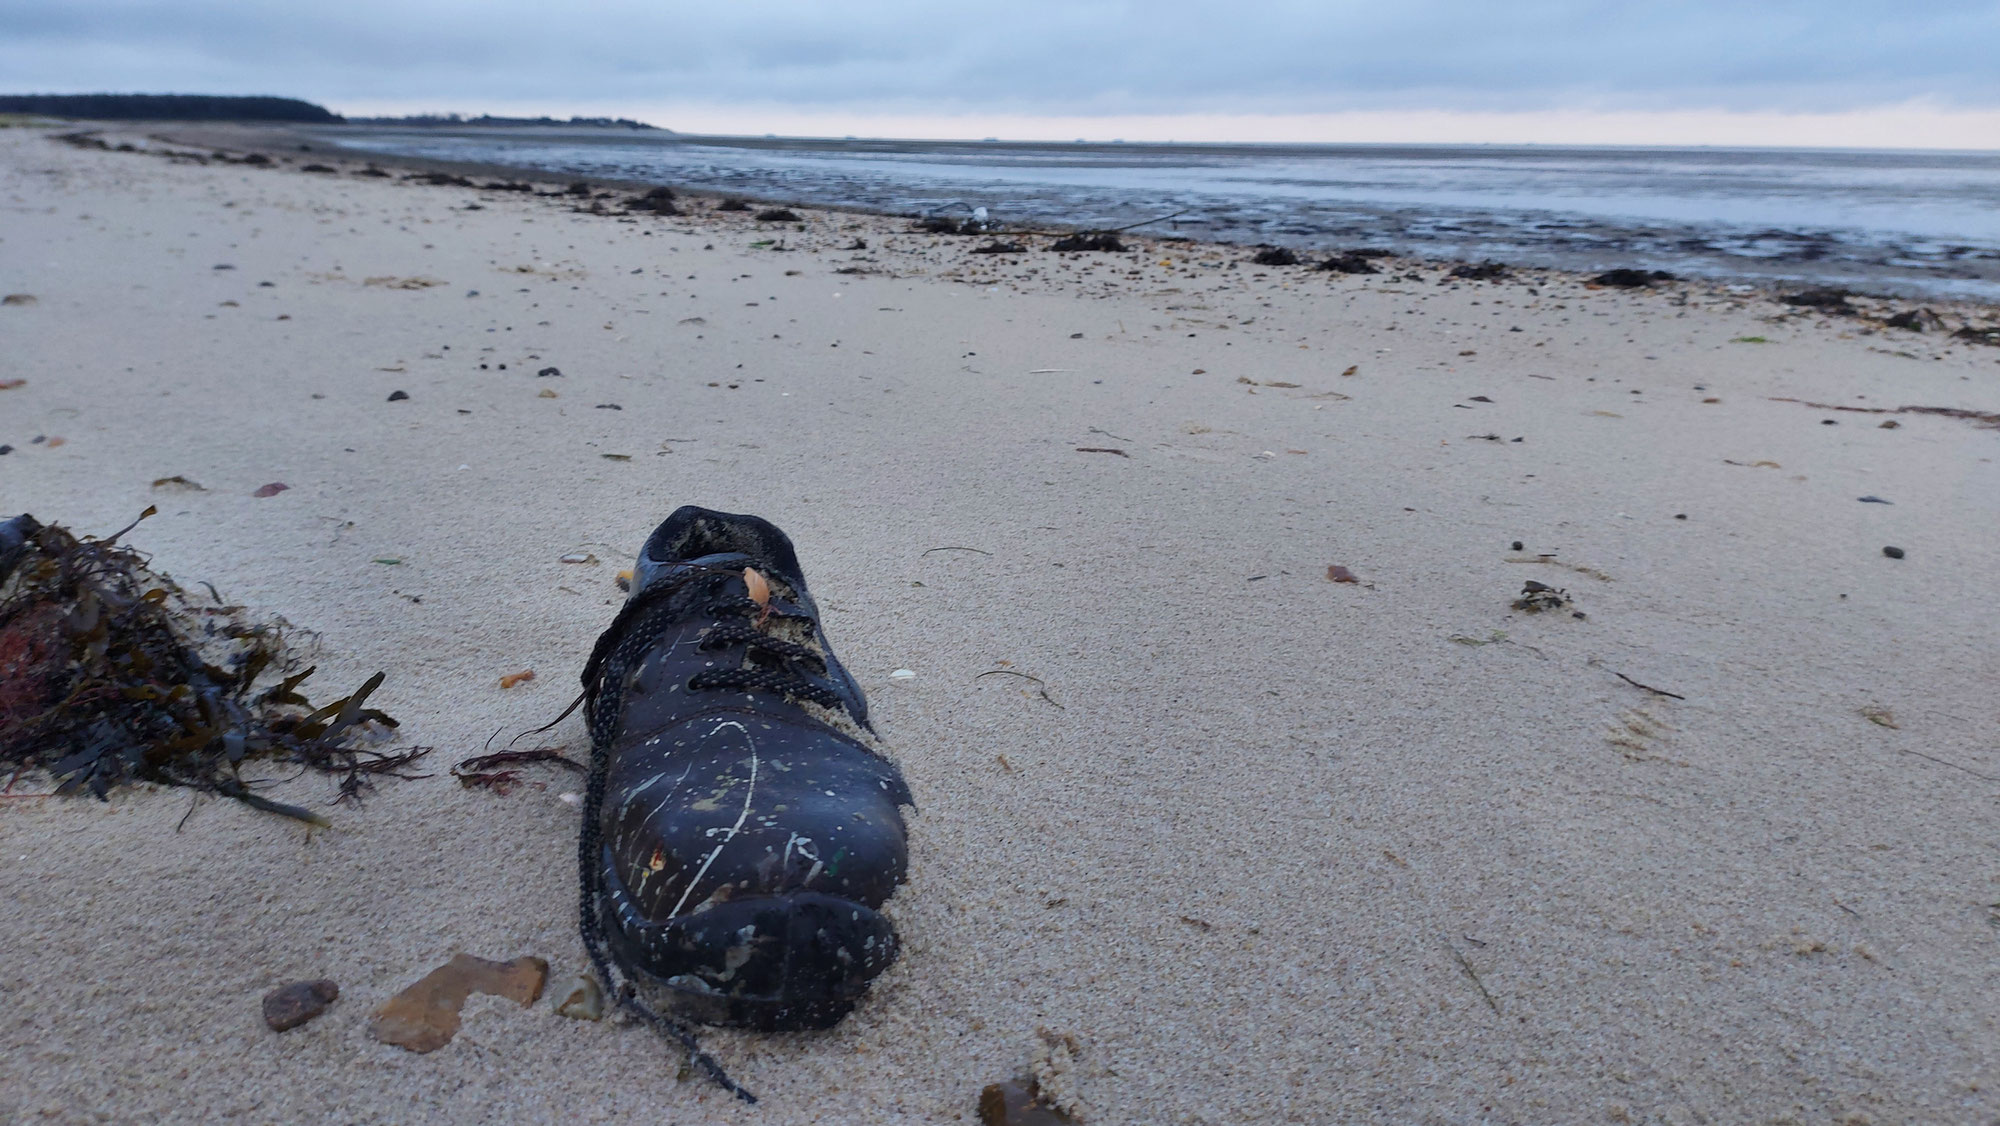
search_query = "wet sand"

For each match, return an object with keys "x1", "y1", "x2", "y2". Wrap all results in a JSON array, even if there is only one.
[{"x1": 2, "y1": 124, "x2": 1998, "y2": 1125}]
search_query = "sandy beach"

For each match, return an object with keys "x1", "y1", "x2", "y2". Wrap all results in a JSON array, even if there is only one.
[{"x1": 3, "y1": 124, "x2": 1999, "y2": 1125}]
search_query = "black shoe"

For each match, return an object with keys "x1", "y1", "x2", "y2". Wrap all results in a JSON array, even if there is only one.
[{"x1": 578, "y1": 506, "x2": 913, "y2": 1033}]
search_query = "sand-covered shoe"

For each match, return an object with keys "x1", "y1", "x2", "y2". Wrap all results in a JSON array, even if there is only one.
[{"x1": 577, "y1": 506, "x2": 913, "y2": 1035}]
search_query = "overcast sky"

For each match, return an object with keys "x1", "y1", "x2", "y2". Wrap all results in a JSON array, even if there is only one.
[{"x1": 4, "y1": 1, "x2": 1998, "y2": 144}]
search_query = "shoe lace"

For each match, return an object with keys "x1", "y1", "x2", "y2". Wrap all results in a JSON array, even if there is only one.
[
  {"x1": 570, "y1": 565, "x2": 769, "y2": 1103},
  {"x1": 686, "y1": 594, "x2": 847, "y2": 711}
]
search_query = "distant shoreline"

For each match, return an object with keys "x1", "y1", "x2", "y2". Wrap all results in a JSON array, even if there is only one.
[{"x1": 50, "y1": 119, "x2": 2000, "y2": 312}]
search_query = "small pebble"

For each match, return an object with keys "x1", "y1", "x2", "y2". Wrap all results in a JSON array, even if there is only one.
[
  {"x1": 1510, "y1": 540, "x2": 1523, "y2": 551},
  {"x1": 537, "y1": 366, "x2": 562, "y2": 377},
  {"x1": 263, "y1": 979, "x2": 338, "y2": 1032},
  {"x1": 1882, "y1": 546, "x2": 1905, "y2": 559},
  {"x1": 387, "y1": 390, "x2": 409, "y2": 402},
  {"x1": 889, "y1": 669, "x2": 917, "y2": 680}
]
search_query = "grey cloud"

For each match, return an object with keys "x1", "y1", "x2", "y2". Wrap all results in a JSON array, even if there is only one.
[{"x1": 1, "y1": 0, "x2": 1996, "y2": 115}]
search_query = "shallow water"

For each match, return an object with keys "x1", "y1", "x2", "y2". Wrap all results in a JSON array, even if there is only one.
[{"x1": 322, "y1": 128, "x2": 2000, "y2": 301}]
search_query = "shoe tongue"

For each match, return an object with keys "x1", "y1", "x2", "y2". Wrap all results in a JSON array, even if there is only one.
[{"x1": 630, "y1": 549, "x2": 750, "y2": 600}]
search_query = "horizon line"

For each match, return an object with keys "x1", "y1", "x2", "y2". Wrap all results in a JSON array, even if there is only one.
[{"x1": 324, "y1": 102, "x2": 2000, "y2": 152}]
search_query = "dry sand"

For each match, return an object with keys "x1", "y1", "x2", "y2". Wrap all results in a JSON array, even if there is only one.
[{"x1": 2, "y1": 125, "x2": 1998, "y2": 1125}]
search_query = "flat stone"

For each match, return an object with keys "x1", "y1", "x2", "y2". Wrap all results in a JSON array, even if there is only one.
[
  {"x1": 368, "y1": 953, "x2": 548, "y2": 1053},
  {"x1": 262, "y1": 979, "x2": 339, "y2": 1032}
]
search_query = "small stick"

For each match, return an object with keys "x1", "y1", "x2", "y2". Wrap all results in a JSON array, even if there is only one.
[
  {"x1": 1613, "y1": 672, "x2": 1686, "y2": 701},
  {"x1": 1101, "y1": 208, "x2": 1189, "y2": 233},
  {"x1": 921, "y1": 545, "x2": 991, "y2": 556},
  {"x1": 1447, "y1": 942, "x2": 1502, "y2": 1016},
  {"x1": 975, "y1": 669, "x2": 1046, "y2": 686},
  {"x1": 1897, "y1": 748, "x2": 1999, "y2": 782}
]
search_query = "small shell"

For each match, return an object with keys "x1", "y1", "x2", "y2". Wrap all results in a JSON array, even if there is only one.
[
  {"x1": 743, "y1": 567, "x2": 771, "y2": 610},
  {"x1": 553, "y1": 974, "x2": 603, "y2": 1021},
  {"x1": 889, "y1": 668, "x2": 917, "y2": 680}
]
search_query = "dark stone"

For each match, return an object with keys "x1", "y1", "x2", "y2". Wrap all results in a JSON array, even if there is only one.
[
  {"x1": 299, "y1": 164, "x2": 336, "y2": 173},
  {"x1": 1315, "y1": 254, "x2": 1379, "y2": 274},
  {"x1": 755, "y1": 208, "x2": 802, "y2": 222},
  {"x1": 625, "y1": 186, "x2": 679, "y2": 214},
  {"x1": 1049, "y1": 233, "x2": 1124, "y2": 253},
  {"x1": 971, "y1": 242, "x2": 1026, "y2": 254},
  {"x1": 1884, "y1": 308, "x2": 1941, "y2": 332},
  {"x1": 1782, "y1": 289, "x2": 1855, "y2": 313},
  {"x1": 353, "y1": 167, "x2": 391, "y2": 178},
  {"x1": 1251, "y1": 247, "x2": 1299, "y2": 267},
  {"x1": 1592, "y1": 268, "x2": 1675, "y2": 287},
  {"x1": 566, "y1": 182, "x2": 594, "y2": 196},
  {"x1": 715, "y1": 199, "x2": 750, "y2": 211},
  {"x1": 263, "y1": 979, "x2": 338, "y2": 1032},
  {"x1": 1511, "y1": 541, "x2": 1524, "y2": 551},
  {"x1": 536, "y1": 366, "x2": 561, "y2": 378},
  {"x1": 387, "y1": 390, "x2": 409, "y2": 402},
  {"x1": 1882, "y1": 546, "x2": 1905, "y2": 559}
]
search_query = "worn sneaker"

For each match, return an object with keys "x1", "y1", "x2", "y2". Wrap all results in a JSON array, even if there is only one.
[{"x1": 577, "y1": 506, "x2": 913, "y2": 1034}]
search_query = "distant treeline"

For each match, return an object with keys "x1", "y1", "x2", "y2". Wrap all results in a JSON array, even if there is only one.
[
  {"x1": 347, "y1": 113, "x2": 663, "y2": 130},
  {"x1": 0, "y1": 94, "x2": 342, "y2": 122}
]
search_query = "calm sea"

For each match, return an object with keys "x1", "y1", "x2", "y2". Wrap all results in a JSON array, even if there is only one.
[{"x1": 320, "y1": 128, "x2": 2000, "y2": 302}]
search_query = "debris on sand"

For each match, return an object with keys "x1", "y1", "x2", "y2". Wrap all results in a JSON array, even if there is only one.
[
  {"x1": 754, "y1": 208, "x2": 801, "y2": 222},
  {"x1": 1954, "y1": 324, "x2": 2000, "y2": 347},
  {"x1": 0, "y1": 511, "x2": 426, "y2": 824},
  {"x1": 715, "y1": 198, "x2": 750, "y2": 212},
  {"x1": 971, "y1": 241, "x2": 1028, "y2": 254},
  {"x1": 1251, "y1": 247, "x2": 1298, "y2": 266},
  {"x1": 263, "y1": 979, "x2": 339, "y2": 1032},
  {"x1": 1450, "y1": 260, "x2": 1509, "y2": 280},
  {"x1": 451, "y1": 747, "x2": 583, "y2": 795},
  {"x1": 1767, "y1": 396, "x2": 2000, "y2": 430},
  {"x1": 1884, "y1": 308, "x2": 1944, "y2": 332},
  {"x1": 1316, "y1": 253, "x2": 1381, "y2": 274},
  {"x1": 368, "y1": 953, "x2": 548, "y2": 1054},
  {"x1": 553, "y1": 973, "x2": 604, "y2": 1021},
  {"x1": 1049, "y1": 232, "x2": 1125, "y2": 253},
  {"x1": 915, "y1": 216, "x2": 980, "y2": 234},
  {"x1": 1781, "y1": 288, "x2": 1855, "y2": 314},
  {"x1": 624, "y1": 187, "x2": 679, "y2": 215},
  {"x1": 980, "y1": 1077, "x2": 1075, "y2": 1125},
  {"x1": 1, "y1": 294, "x2": 36, "y2": 306},
  {"x1": 1591, "y1": 268, "x2": 1675, "y2": 287},
  {"x1": 1511, "y1": 580, "x2": 1572, "y2": 613},
  {"x1": 403, "y1": 171, "x2": 473, "y2": 188}
]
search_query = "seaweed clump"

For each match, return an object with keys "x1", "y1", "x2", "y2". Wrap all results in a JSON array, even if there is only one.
[{"x1": 0, "y1": 510, "x2": 427, "y2": 824}]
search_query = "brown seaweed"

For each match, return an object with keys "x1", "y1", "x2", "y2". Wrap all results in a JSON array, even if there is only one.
[{"x1": 0, "y1": 511, "x2": 427, "y2": 824}]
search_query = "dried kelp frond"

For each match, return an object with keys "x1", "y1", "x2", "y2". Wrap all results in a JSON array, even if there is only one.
[{"x1": 0, "y1": 509, "x2": 427, "y2": 824}]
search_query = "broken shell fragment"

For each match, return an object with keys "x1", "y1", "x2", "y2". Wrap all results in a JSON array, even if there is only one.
[{"x1": 553, "y1": 973, "x2": 604, "y2": 1021}]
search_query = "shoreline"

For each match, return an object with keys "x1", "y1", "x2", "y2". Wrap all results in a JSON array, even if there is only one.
[
  {"x1": 3, "y1": 122, "x2": 1998, "y2": 1125},
  {"x1": 125, "y1": 119, "x2": 2000, "y2": 314}
]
